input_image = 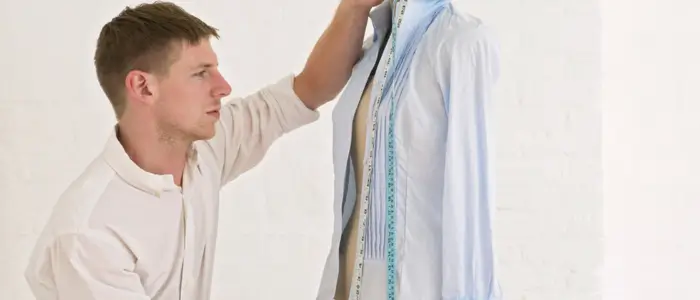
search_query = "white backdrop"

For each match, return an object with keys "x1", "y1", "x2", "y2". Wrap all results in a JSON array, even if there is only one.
[
  {"x1": 2, "y1": 0, "x2": 612, "y2": 299},
  {"x1": 602, "y1": 0, "x2": 700, "y2": 299}
]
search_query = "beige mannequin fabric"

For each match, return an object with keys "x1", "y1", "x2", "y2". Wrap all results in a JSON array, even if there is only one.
[{"x1": 335, "y1": 75, "x2": 375, "y2": 300}]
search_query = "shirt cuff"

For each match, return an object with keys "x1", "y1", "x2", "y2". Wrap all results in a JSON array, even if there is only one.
[{"x1": 267, "y1": 73, "x2": 321, "y2": 131}]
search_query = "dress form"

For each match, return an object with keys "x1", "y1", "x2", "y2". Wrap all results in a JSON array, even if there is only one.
[
  {"x1": 335, "y1": 75, "x2": 374, "y2": 300},
  {"x1": 316, "y1": 1, "x2": 502, "y2": 299},
  {"x1": 335, "y1": 28, "x2": 392, "y2": 300}
]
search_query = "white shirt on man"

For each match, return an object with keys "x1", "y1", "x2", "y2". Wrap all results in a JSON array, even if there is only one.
[{"x1": 24, "y1": 74, "x2": 319, "y2": 300}]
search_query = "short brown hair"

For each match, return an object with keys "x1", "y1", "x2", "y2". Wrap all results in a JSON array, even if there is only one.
[{"x1": 94, "y1": 1, "x2": 219, "y2": 119}]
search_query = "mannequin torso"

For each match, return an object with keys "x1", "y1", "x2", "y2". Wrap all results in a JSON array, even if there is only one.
[{"x1": 316, "y1": 2, "x2": 502, "y2": 299}]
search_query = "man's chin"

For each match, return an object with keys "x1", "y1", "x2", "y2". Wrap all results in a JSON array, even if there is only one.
[{"x1": 192, "y1": 128, "x2": 216, "y2": 141}]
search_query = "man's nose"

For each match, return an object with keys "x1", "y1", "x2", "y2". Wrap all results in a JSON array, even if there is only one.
[{"x1": 213, "y1": 73, "x2": 232, "y2": 98}]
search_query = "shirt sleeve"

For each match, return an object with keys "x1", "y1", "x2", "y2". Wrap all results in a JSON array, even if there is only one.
[
  {"x1": 439, "y1": 25, "x2": 502, "y2": 300},
  {"x1": 41, "y1": 230, "x2": 149, "y2": 300},
  {"x1": 202, "y1": 74, "x2": 320, "y2": 186}
]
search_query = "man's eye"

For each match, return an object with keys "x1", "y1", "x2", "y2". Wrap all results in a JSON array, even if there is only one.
[{"x1": 194, "y1": 70, "x2": 206, "y2": 77}]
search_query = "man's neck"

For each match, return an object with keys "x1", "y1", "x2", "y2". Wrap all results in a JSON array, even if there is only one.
[{"x1": 116, "y1": 119, "x2": 190, "y2": 187}]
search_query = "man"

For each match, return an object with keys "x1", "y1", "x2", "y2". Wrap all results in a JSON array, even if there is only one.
[{"x1": 23, "y1": 1, "x2": 381, "y2": 299}]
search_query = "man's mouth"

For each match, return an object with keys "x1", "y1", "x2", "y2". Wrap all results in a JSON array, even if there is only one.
[{"x1": 207, "y1": 109, "x2": 220, "y2": 118}]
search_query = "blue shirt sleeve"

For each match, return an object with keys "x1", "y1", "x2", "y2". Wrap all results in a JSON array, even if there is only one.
[{"x1": 439, "y1": 24, "x2": 502, "y2": 300}]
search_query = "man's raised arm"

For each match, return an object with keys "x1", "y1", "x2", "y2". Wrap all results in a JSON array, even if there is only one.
[
  {"x1": 205, "y1": 0, "x2": 381, "y2": 185},
  {"x1": 293, "y1": 0, "x2": 382, "y2": 109}
]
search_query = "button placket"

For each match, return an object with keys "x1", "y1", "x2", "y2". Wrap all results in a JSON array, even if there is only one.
[{"x1": 180, "y1": 164, "x2": 198, "y2": 298}]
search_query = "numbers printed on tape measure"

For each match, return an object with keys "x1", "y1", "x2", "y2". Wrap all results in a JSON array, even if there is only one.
[{"x1": 348, "y1": 1, "x2": 408, "y2": 300}]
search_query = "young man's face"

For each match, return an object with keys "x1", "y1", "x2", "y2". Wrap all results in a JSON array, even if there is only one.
[{"x1": 153, "y1": 38, "x2": 231, "y2": 142}]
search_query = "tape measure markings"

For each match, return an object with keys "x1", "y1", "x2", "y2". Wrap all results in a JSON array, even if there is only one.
[{"x1": 348, "y1": 1, "x2": 408, "y2": 300}]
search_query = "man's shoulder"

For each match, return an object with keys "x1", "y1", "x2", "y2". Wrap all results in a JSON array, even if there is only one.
[
  {"x1": 40, "y1": 156, "x2": 118, "y2": 238},
  {"x1": 25, "y1": 155, "x2": 121, "y2": 290}
]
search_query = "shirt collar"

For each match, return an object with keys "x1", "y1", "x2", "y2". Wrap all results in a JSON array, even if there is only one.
[
  {"x1": 369, "y1": 0, "x2": 393, "y2": 37},
  {"x1": 369, "y1": 0, "x2": 451, "y2": 42},
  {"x1": 102, "y1": 125, "x2": 198, "y2": 196}
]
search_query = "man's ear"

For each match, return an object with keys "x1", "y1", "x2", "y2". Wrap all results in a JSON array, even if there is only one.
[{"x1": 124, "y1": 70, "x2": 158, "y2": 105}]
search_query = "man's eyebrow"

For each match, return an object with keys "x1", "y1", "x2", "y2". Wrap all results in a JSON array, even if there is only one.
[{"x1": 191, "y1": 62, "x2": 217, "y2": 70}]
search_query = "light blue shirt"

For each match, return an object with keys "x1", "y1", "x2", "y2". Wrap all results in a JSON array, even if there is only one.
[{"x1": 316, "y1": 1, "x2": 501, "y2": 299}]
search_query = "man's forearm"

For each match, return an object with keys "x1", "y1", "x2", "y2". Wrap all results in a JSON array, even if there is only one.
[{"x1": 294, "y1": 1, "x2": 372, "y2": 110}]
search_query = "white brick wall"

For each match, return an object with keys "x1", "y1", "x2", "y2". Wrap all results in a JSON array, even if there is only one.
[{"x1": 7, "y1": 0, "x2": 697, "y2": 300}]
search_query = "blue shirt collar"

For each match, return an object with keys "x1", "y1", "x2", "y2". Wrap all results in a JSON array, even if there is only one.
[
  {"x1": 369, "y1": 0, "x2": 393, "y2": 37},
  {"x1": 369, "y1": 0, "x2": 451, "y2": 43}
]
